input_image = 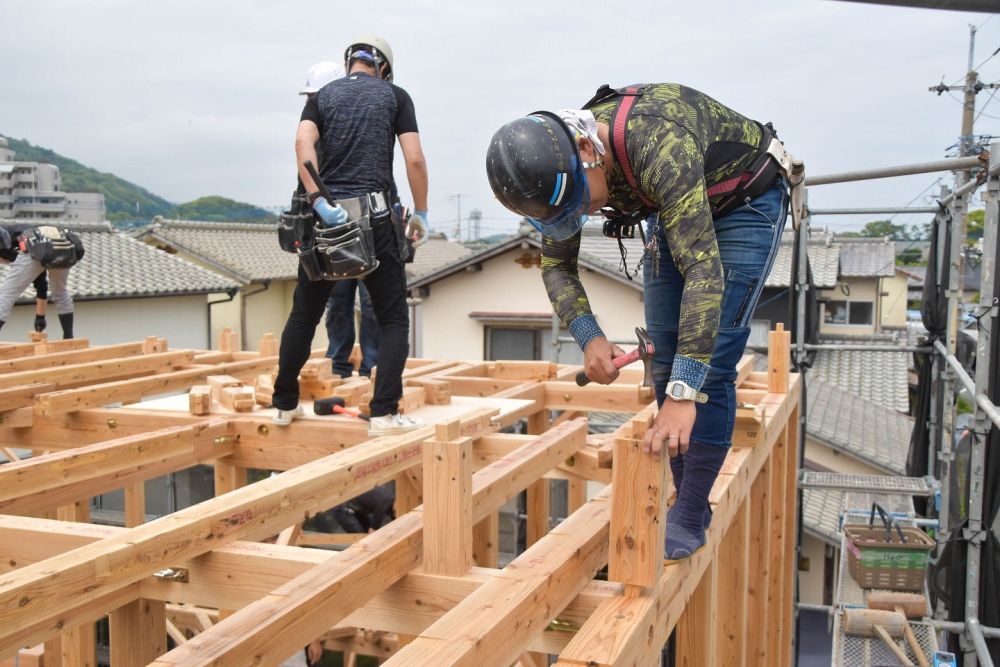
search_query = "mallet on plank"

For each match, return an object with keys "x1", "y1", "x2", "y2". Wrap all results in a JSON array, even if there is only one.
[
  {"x1": 868, "y1": 592, "x2": 930, "y2": 667},
  {"x1": 314, "y1": 396, "x2": 369, "y2": 421},
  {"x1": 576, "y1": 326, "x2": 654, "y2": 387},
  {"x1": 842, "y1": 608, "x2": 914, "y2": 666}
]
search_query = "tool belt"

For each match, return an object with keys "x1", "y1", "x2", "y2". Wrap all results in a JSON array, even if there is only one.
[
  {"x1": 18, "y1": 226, "x2": 85, "y2": 269},
  {"x1": 705, "y1": 123, "x2": 805, "y2": 226},
  {"x1": 280, "y1": 191, "x2": 389, "y2": 281}
]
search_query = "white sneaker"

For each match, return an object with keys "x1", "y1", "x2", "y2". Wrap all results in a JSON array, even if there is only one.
[
  {"x1": 367, "y1": 413, "x2": 425, "y2": 435},
  {"x1": 272, "y1": 405, "x2": 304, "y2": 426}
]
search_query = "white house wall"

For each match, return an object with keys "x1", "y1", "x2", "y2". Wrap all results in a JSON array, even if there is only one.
[
  {"x1": 418, "y1": 248, "x2": 644, "y2": 361},
  {"x1": 5, "y1": 295, "x2": 209, "y2": 348}
]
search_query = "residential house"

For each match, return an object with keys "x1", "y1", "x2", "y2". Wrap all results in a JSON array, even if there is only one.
[
  {"x1": 407, "y1": 221, "x2": 645, "y2": 362},
  {"x1": 0, "y1": 221, "x2": 238, "y2": 347},
  {"x1": 138, "y1": 220, "x2": 472, "y2": 351}
]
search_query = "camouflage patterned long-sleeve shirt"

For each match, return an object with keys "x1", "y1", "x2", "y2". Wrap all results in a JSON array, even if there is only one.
[{"x1": 542, "y1": 84, "x2": 765, "y2": 388}]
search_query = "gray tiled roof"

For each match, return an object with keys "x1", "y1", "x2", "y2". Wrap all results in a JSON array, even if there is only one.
[
  {"x1": 811, "y1": 344, "x2": 911, "y2": 413},
  {"x1": 838, "y1": 238, "x2": 896, "y2": 277},
  {"x1": 802, "y1": 488, "x2": 845, "y2": 545},
  {"x1": 407, "y1": 234, "x2": 474, "y2": 282},
  {"x1": 1, "y1": 221, "x2": 238, "y2": 301},
  {"x1": 138, "y1": 220, "x2": 298, "y2": 283},
  {"x1": 806, "y1": 375, "x2": 912, "y2": 474},
  {"x1": 765, "y1": 242, "x2": 840, "y2": 288},
  {"x1": 140, "y1": 220, "x2": 474, "y2": 285}
]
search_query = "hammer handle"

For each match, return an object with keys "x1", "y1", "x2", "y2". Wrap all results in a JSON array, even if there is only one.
[
  {"x1": 897, "y1": 607, "x2": 929, "y2": 667},
  {"x1": 575, "y1": 347, "x2": 645, "y2": 387},
  {"x1": 875, "y1": 624, "x2": 915, "y2": 666}
]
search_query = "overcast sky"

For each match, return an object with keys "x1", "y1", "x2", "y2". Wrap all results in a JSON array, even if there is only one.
[{"x1": 1, "y1": 1, "x2": 998, "y2": 237}]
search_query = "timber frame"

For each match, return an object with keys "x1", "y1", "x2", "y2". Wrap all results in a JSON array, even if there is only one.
[{"x1": 0, "y1": 326, "x2": 799, "y2": 667}]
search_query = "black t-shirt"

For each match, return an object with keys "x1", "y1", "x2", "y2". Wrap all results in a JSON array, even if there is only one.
[{"x1": 300, "y1": 72, "x2": 418, "y2": 200}]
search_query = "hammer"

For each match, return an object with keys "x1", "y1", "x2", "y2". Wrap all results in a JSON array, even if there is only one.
[
  {"x1": 842, "y1": 608, "x2": 914, "y2": 666},
  {"x1": 576, "y1": 327, "x2": 654, "y2": 387},
  {"x1": 314, "y1": 396, "x2": 369, "y2": 421},
  {"x1": 867, "y1": 592, "x2": 930, "y2": 667}
]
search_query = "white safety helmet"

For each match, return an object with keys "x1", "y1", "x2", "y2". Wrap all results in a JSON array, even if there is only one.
[
  {"x1": 299, "y1": 61, "x2": 345, "y2": 95},
  {"x1": 344, "y1": 34, "x2": 394, "y2": 81}
]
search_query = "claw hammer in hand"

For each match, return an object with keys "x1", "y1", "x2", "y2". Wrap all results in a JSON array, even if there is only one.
[{"x1": 576, "y1": 326, "x2": 655, "y2": 387}]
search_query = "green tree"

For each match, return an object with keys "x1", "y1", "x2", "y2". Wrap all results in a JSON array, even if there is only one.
[
  {"x1": 858, "y1": 219, "x2": 911, "y2": 240},
  {"x1": 967, "y1": 209, "x2": 984, "y2": 242}
]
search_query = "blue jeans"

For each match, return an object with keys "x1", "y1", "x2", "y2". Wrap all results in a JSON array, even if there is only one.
[
  {"x1": 325, "y1": 280, "x2": 379, "y2": 377},
  {"x1": 643, "y1": 180, "x2": 787, "y2": 447}
]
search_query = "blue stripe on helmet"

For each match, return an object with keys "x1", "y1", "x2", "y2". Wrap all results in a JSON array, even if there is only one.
[{"x1": 548, "y1": 173, "x2": 564, "y2": 206}]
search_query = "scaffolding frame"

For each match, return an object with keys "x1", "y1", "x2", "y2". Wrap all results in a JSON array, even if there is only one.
[{"x1": 794, "y1": 143, "x2": 1000, "y2": 666}]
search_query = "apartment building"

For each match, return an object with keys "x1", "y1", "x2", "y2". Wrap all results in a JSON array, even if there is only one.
[{"x1": 0, "y1": 136, "x2": 106, "y2": 222}]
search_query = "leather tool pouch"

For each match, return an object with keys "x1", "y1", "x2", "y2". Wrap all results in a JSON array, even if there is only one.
[
  {"x1": 22, "y1": 226, "x2": 84, "y2": 269},
  {"x1": 389, "y1": 206, "x2": 411, "y2": 264},
  {"x1": 298, "y1": 197, "x2": 379, "y2": 281},
  {"x1": 278, "y1": 192, "x2": 314, "y2": 253}
]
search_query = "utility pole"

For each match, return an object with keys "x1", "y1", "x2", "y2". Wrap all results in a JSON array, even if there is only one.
[{"x1": 449, "y1": 194, "x2": 468, "y2": 241}]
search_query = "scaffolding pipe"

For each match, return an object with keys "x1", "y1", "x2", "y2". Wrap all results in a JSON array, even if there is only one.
[
  {"x1": 934, "y1": 340, "x2": 1000, "y2": 430},
  {"x1": 806, "y1": 156, "x2": 982, "y2": 186},
  {"x1": 809, "y1": 206, "x2": 940, "y2": 215},
  {"x1": 935, "y1": 620, "x2": 1000, "y2": 640},
  {"x1": 747, "y1": 343, "x2": 931, "y2": 353}
]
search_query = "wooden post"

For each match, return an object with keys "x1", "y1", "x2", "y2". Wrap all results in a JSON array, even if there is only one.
[
  {"x1": 526, "y1": 410, "x2": 552, "y2": 547},
  {"x1": 422, "y1": 420, "x2": 473, "y2": 576},
  {"x1": 781, "y1": 406, "x2": 800, "y2": 667},
  {"x1": 109, "y1": 599, "x2": 167, "y2": 666},
  {"x1": 258, "y1": 333, "x2": 279, "y2": 357},
  {"x1": 608, "y1": 434, "x2": 667, "y2": 592},
  {"x1": 47, "y1": 501, "x2": 96, "y2": 667},
  {"x1": 213, "y1": 460, "x2": 246, "y2": 496},
  {"x1": 768, "y1": 323, "x2": 790, "y2": 394},
  {"x1": 219, "y1": 327, "x2": 240, "y2": 353},
  {"x1": 766, "y1": 424, "x2": 790, "y2": 663},
  {"x1": 676, "y1": 560, "x2": 718, "y2": 666},
  {"x1": 394, "y1": 471, "x2": 422, "y2": 517},
  {"x1": 124, "y1": 482, "x2": 145, "y2": 528},
  {"x1": 568, "y1": 478, "x2": 587, "y2": 513},
  {"x1": 746, "y1": 458, "x2": 772, "y2": 665},
  {"x1": 714, "y1": 496, "x2": 750, "y2": 666},
  {"x1": 472, "y1": 512, "x2": 499, "y2": 567}
]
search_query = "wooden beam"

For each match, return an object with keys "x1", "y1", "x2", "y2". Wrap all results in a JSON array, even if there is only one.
[
  {"x1": 33, "y1": 356, "x2": 279, "y2": 415},
  {"x1": 0, "y1": 338, "x2": 87, "y2": 360},
  {"x1": 554, "y1": 383, "x2": 792, "y2": 666},
  {"x1": 675, "y1": 560, "x2": 717, "y2": 666},
  {"x1": 0, "y1": 350, "x2": 196, "y2": 391},
  {"x1": 714, "y1": 496, "x2": 749, "y2": 666},
  {"x1": 543, "y1": 381, "x2": 652, "y2": 413},
  {"x1": 0, "y1": 383, "x2": 56, "y2": 411},
  {"x1": 0, "y1": 420, "x2": 231, "y2": 515},
  {"x1": 145, "y1": 419, "x2": 589, "y2": 667},
  {"x1": 0, "y1": 420, "x2": 458, "y2": 647},
  {"x1": 0, "y1": 342, "x2": 145, "y2": 373},
  {"x1": 745, "y1": 458, "x2": 772, "y2": 666},
  {"x1": 385, "y1": 487, "x2": 612, "y2": 666}
]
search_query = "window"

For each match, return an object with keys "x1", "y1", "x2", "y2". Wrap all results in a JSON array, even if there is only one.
[
  {"x1": 848, "y1": 302, "x2": 873, "y2": 325},
  {"x1": 823, "y1": 300, "x2": 873, "y2": 326},
  {"x1": 485, "y1": 327, "x2": 540, "y2": 361}
]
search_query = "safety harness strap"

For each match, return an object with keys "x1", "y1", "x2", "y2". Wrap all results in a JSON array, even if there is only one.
[{"x1": 607, "y1": 85, "x2": 657, "y2": 211}]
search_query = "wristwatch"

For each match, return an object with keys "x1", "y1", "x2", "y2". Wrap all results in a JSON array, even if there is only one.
[{"x1": 665, "y1": 380, "x2": 709, "y2": 404}]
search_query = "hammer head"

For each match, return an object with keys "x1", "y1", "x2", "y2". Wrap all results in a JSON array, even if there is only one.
[
  {"x1": 314, "y1": 396, "x2": 346, "y2": 416},
  {"x1": 634, "y1": 327, "x2": 655, "y2": 388}
]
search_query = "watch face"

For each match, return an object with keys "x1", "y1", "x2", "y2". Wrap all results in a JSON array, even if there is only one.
[{"x1": 670, "y1": 384, "x2": 683, "y2": 398}]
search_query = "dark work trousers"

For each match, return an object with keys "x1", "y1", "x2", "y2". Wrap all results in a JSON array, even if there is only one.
[{"x1": 273, "y1": 216, "x2": 409, "y2": 417}]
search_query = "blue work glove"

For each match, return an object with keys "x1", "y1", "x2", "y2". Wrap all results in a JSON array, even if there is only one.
[
  {"x1": 411, "y1": 209, "x2": 428, "y2": 229},
  {"x1": 312, "y1": 197, "x2": 349, "y2": 227}
]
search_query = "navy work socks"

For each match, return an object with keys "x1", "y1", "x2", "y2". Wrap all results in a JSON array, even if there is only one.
[
  {"x1": 665, "y1": 442, "x2": 729, "y2": 561},
  {"x1": 668, "y1": 452, "x2": 713, "y2": 530}
]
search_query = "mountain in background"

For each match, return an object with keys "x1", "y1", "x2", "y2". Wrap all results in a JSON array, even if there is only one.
[{"x1": 4, "y1": 137, "x2": 275, "y2": 225}]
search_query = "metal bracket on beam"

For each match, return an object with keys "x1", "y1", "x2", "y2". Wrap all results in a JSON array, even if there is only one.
[{"x1": 153, "y1": 567, "x2": 189, "y2": 583}]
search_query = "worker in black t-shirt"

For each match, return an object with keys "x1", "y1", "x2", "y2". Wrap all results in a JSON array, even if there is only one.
[{"x1": 272, "y1": 34, "x2": 429, "y2": 436}]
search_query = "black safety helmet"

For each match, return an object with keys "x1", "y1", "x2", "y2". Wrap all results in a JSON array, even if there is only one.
[{"x1": 486, "y1": 112, "x2": 591, "y2": 240}]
